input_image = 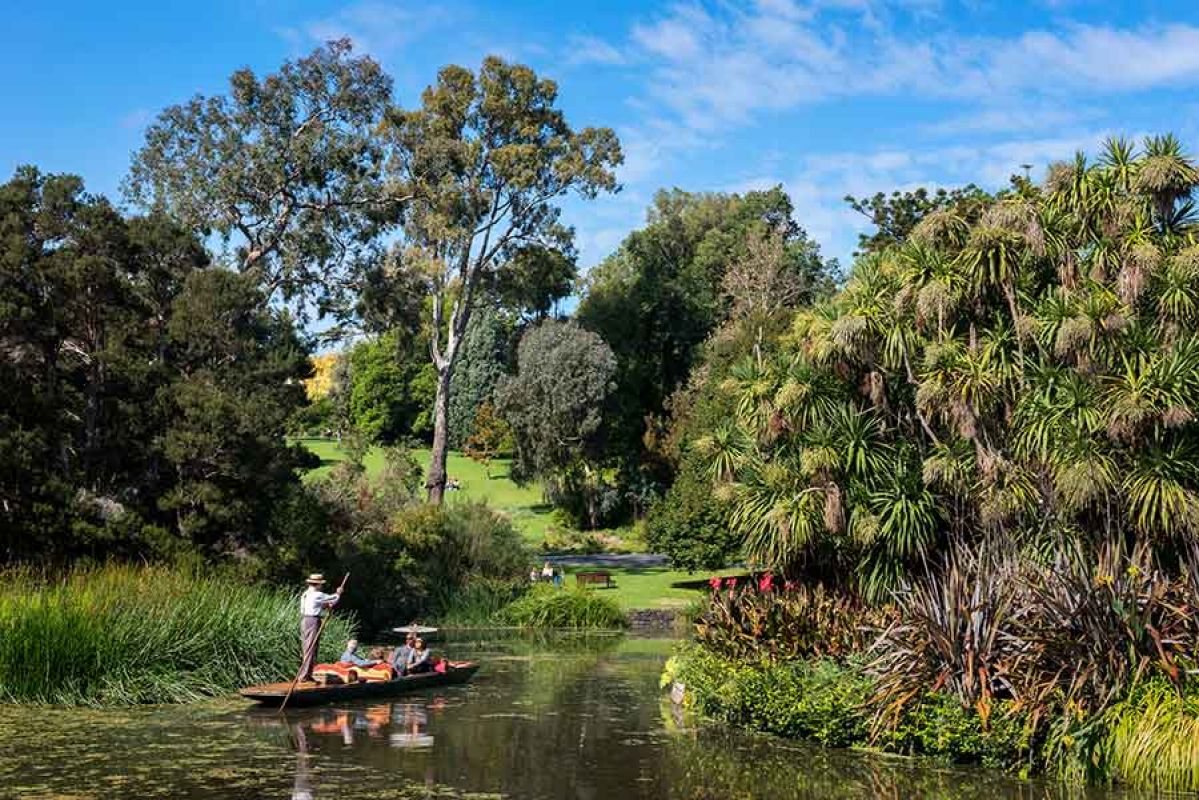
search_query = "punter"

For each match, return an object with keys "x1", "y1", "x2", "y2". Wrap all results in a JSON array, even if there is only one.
[{"x1": 299, "y1": 574, "x2": 342, "y2": 682}]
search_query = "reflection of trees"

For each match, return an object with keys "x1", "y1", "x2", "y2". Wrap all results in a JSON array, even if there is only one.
[
  {"x1": 659, "y1": 726, "x2": 1082, "y2": 800},
  {"x1": 248, "y1": 635, "x2": 1079, "y2": 800}
]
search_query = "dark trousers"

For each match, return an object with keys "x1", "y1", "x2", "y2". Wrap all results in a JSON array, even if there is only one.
[{"x1": 300, "y1": 615, "x2": 322, "y2": 680}]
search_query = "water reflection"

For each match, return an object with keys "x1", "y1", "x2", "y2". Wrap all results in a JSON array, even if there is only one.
[
  {"x1": 0, "y1": 633, "x2": 1164, "y2": 799},
  {"x1": 255, "y1": 635, "x2": 1151, "y2": 800}
]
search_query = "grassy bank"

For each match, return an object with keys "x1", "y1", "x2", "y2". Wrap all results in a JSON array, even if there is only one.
[
  {"x1": 300, "y1": 438, "x2": 556, "y2": 544},
  {"x1": 558, "y1": 565, "x2": 742, "y2": 611},
  {"x1": 666, "y1": 645, "x2": 1199, "y2": 792},
  {"x1": 438, "y1": 584, "x2": 627, "y2": 630},
  {"x1": 0, "y1": 566, "x2": 354, "y2": 705},
  {"x1": 299, "y1": 439, "x2": 644, "y2": 551}
]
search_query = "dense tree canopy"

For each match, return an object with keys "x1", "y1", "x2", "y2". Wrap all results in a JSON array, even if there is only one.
[
  {"x1": 496, "y1": 320, "x2": 617, "y2": 527},
  {"x1": 678, "y1": 136, "x2": 1199, "y2": 597},
  {"x1": 578, "y1": 186, "x2": 837, "y2": 481},
  {"x1": 1, "y1": 168, "x2": 310, "y2": 562},
  {"x1": 379, "y1": 55, "x2": 622, "y2": 502},
  {"x1": 125, "y1": 39, "x2": 394, "y2": 313}
]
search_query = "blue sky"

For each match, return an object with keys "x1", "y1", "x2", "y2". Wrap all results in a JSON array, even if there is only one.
[{"x1": 4, "y1": 0, "x2": 1199, "y2": 268}]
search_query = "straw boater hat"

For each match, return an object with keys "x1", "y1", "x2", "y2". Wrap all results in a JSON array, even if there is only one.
[{"x1": 305, "y1": 573, "x2": 326, "y2": 586}]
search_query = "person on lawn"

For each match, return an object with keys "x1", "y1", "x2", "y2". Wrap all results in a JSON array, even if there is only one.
[{"x1": 299, "y1": 573, "x2": 342, "y2": 682}]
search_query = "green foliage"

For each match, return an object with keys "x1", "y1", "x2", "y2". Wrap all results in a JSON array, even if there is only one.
[
  {"x1": 126, "y1": 39, "x2": 390, "y2": 311},
  {"x1": 346, "y1": 331, "x2": 432, "y2": 443},
  {"x1": 497, "y1": 585, "x2": 627, "y2": 629},
  {"x1": 645, "y1": 464, "x2": 738, "y2": 570},
  {"x1": 447, "y1": 307, "x2": 513, "y2": 448},
  {"x1": 578, "y1": 186, "x2": 837, "y2": 473},
  {"x1": 670, "y1": 646, "x2": 1034, "y2": 769},
  {"x1": 432, "y1": 578, "x2": 528, "y2": 626},
  {"x1": 682, "y1": 136, "x2": 1199, "y2": 599},
  {"x1": 0, "y1": 565, "x2": 354, "y2": 705},
  {"x1": 283, "y1": 450, "x2": 531, "y2": 631},
  {"x1": 0, "y1": 166, "x2": 308, "y2": 564},
  {"x1": 376, "y1": 55, "x2": 621, "y2": 503},
  {"x1": 845, "y1": 185, "x2": 990, "y2": 256},
  {"x1": 496, "y1": 319, "x2": 620, "y2": 528},
  {"x1": 1100, "y1": 680, "x2": 1199, "y2": 792},
  {"x1": 161, "y1": 269, "x2": 314, "y2": 552}
]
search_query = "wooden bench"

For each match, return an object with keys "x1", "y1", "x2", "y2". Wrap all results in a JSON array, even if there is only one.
[{"x1": 575, "y1": 571, "x2": 616, "y2": 589}]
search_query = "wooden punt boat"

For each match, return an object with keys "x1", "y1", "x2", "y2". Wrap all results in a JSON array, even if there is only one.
[{"x1": 239, "y1": 662, "x2": 479, "y2": 707}]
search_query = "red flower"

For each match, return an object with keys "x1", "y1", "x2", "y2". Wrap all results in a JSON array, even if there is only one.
[
  {"x1": 758, "y1": 574, "x2": 774, "y2": 593},
  {"x1": 708, "y1": 576, "x2": 722, "y2": 592},
  {"x1": 725, "y1": 577, "x2": 738, "y2": 590}
]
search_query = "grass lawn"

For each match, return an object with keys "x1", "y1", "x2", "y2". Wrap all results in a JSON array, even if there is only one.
[
  {"x1": 558, "y1": 565, "x2": 744, "y2": 611},
  {"x1": 297, "y1": 438, "x2": 736, "y2": 611},
  {"x1": 299, "y1": 438, "x2": 556, "y2": 543}
]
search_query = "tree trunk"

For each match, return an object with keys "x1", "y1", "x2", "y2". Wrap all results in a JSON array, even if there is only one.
[{"x1": 426, "y1": 366, "x2": 452, "y2": 504}]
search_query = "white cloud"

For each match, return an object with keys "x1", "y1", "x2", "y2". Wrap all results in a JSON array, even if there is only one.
[
  {"x1": 618, "y1": 4, "x2": 1199, "y2": 138},
  {"x1": 565, "y1": 34, "x2": 627, "y2": 66},
  {"x1": 980, "y1": 25, "x2": 1199, "y2": 94},
  {"x1": 282, "y1": 2, "x2": 451, "y2": 58}
]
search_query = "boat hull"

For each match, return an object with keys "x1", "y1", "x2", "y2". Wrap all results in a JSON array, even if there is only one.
[{"x1": 240, "y1": 663, "x2": 479, "y2": 707}]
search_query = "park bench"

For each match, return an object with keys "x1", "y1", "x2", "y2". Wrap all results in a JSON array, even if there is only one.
[{"x1": 575, "y1": 571, "x2": 616, "y2": 589}]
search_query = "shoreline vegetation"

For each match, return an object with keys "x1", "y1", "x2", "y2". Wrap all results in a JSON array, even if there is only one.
[
  {"x1": 665, "y1": 545, "x2": 1199, "y2": 793},
  {"x1": 0, "y1": 566, "x2": 353, "y2": 706},
  {"x1": 668, "y1": 644, "x2": 1199, "y2": 793}
]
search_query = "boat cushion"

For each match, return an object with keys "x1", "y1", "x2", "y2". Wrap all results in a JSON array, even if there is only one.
[
  {"x1": 356, "y1": 663, "x2": 396, "y2": 682},
  {"x1": 313, "y1": 662, "x2": 358, "y2": 684}
]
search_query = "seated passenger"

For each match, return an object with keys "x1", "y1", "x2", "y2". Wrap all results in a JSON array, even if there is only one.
[
  {"x1": 390, "y1": 633, "x2": 417, "y2": 674},
  {"x1": 407, "y1": 638, "x2": 433, "y2": 674},
  {"x1": 338, "y1": 639, "x2": 380, "y2": 668}
]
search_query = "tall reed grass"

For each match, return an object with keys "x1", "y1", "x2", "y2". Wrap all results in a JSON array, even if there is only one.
[
  {"x1": 0, "y1": 565, "x2": 355, "y2": 705},
  {"x1": 496, "y1": 585, "x2": 627, "y2": 629},
  {"x1": 1100, "y1": 682, "x2": 1199, "y2": 792}
]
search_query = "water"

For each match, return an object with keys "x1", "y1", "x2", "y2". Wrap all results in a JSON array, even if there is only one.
[{"x1": 0, "y1": 633, "x2": 1154, "y2": 799}]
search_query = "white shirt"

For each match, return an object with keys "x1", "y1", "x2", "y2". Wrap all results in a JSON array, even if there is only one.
[{"x1": 300, "y1": 587, "x2": 339, "y2": 617}]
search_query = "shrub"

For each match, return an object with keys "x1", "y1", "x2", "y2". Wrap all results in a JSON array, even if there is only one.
[
  {"x1": 1100, "y1": 680, "x2": 1199, "y2": 792},
  {"x1": 0, "y1": 565, "x2": 355, "y2": 705},
  {"x1": 869, "y1": 541, "x2": 1021, "y2": 725},
  {"x1": 695, "y1": 579, "x2": 889, "y2": 662},
  {"x1": 668, "y1": 645, "x2": 1033, "y2": 769},
  {"x1": 645, "y1": 465, "x2": 739, "y2": 570},
  {"x1": 497, "y1": 585, "x2": 626, "y2": 629},
  {"x1": 277, "y1": 451, "x2": 531, "y2": 633},
  {"x1": 344, "y1": 502, "x2": 530, "y2": 632}
]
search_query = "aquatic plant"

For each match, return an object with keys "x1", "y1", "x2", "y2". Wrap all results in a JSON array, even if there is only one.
[
  {"x1": 1100, "y1": 681, "x2": 1199, "y2": 792},
  {"x1": 496, "y1": 585, "x2": 626, "y2": 629},
  {"x1": 0, "y1": 564, "x2": 355, "y2": 705}
]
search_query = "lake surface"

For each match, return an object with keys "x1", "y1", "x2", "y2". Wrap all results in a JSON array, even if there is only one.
[{"x1": 0, "y1": 633, "x2": 1155, "y2": 799}]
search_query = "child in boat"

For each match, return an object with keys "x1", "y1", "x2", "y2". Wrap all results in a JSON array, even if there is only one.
[{"x1": 338, "y1": 639, "x2": 380, "y2": 668}]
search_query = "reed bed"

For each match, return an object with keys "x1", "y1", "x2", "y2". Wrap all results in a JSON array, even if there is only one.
[
  {"x1": 0, "y1": 565, "x2": 355, "y2": 705},
  {"x1": 1101, "y1": 682, "x2": 1199, "y2": 792},
  {"x1": 496, "y1": 585, "x2": 627, "y2": 629}
]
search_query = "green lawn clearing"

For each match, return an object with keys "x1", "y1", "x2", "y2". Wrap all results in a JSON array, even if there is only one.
[
  {"x1": 558, "y1": 565, "x2": 743, "y2": 611},
  {"x1": 299, "y1": 438, "x2": 556, "y2": 543}
]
